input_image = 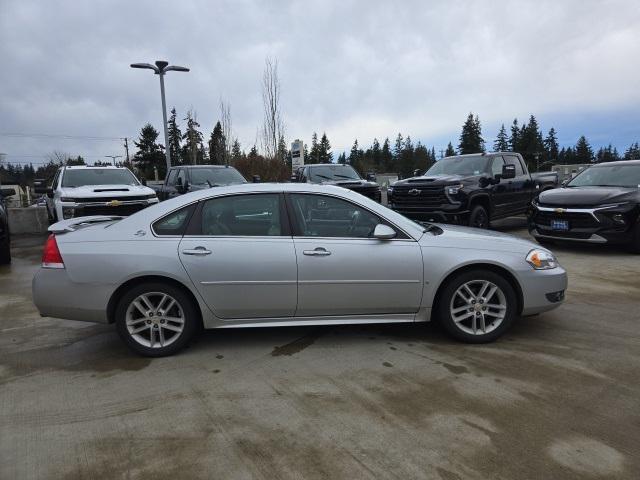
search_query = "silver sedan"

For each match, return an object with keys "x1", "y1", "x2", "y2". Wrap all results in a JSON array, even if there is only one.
[{"x1": 32, "y1": 183, "x2": 567, "y2": 356}]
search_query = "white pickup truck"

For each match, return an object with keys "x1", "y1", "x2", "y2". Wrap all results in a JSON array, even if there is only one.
[{"x1": 34, "y1": 165, "x2": 159, "y2": 223}]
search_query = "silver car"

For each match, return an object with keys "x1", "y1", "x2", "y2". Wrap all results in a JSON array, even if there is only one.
[{"x1": 32, "y1": 183, "x2": 567, "y2": 356}]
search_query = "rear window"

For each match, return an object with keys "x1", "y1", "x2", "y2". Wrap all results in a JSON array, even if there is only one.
[{"x1": 152, "y1": 204, "x2": 196, "y2": 236}]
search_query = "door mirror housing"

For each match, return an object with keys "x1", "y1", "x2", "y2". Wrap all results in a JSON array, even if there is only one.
[
  {"x1": 502, "y1": 164, "x2": 516, "y2": 179},
  {"x1": 413, "y1": 169, "x2": 422, "y2": 177},
  {"x1": 561, "y1": 179, "x2": 569, "y2": 187},
  {"x1": 372, "y1": 224, "x2": 396, "y2": 240}
]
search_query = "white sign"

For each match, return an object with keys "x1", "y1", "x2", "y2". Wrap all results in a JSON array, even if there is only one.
[{"x1": 291, "y1": 139, "x2": 305, "y2": 172}]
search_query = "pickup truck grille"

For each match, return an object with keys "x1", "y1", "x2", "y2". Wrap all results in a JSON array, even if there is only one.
[
  {"x1": 391, "y1": 185, "x2": 447, "y2": 207},
  {"x1": 348, "y1": 185, "x2": 382, "y2": 202},
  {"x1": 533, "y1": 210, "x2": 599, "y2": 229},
  {"x1": 74, "y1": 195, "x2": 150, "y2": 203},
  {"x1": 80, "y1": 204, "x2": 148, "y2": 217}
]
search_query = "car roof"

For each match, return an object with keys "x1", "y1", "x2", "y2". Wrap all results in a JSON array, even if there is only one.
[
  {"x1": 172, "y1": 164, "x2": 238, "y2": 169},
  {"x1": 590, "y1": 160, "x2": 640, "y2": 167}
]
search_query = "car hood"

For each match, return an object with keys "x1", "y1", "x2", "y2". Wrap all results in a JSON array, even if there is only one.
[
  {"x1": 59, "y1": 184, "x2": 156, "y2": 199},
  {"x1": 538, "y1": 186, "x2": 639, "y2": 207},
  {"x1": 420, "y1": 223, "x2": 540, "y2": 254},
  {"x1": 318, "y1": 180, "x2": 379, "y2": 189},
  {"x1": 393, "y1": 174, "x2": 476, "y2": 186}
]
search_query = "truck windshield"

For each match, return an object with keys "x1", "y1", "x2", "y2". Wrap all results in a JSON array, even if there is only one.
[
  {"x1": 309, "y1": 165, "x2": 361, "y2": 182},
  {"x1": 425, "y1": 156, "x2": 490, "y2": 176},
  {"x1": 567, "y1": 164, "x2": 640, "y2": 188},
  {"x1": 190, "y1": 168, "x2": 247, "y2": 185},
  {"x1": 62, "y1": 169, "x2": 139, "y2": 187}
]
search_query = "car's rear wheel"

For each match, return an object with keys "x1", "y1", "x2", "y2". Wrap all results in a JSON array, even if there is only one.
[
  {"x1": 469, "y1": 205, "x2": 490, "y2": 229},
  {"x1": 436, "y1": 270, "x2": 517, "y2": 343},
  {"x1": 115, "y1": 282, "x2": 199, "y2": 357}
]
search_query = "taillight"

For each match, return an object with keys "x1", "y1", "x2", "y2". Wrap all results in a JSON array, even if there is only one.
[{"x1": 42, "y1": 234, "x2": 65, "y2": 269}]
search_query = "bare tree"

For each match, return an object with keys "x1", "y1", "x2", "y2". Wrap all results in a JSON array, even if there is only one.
[
  {"x1": 261, "y1": 57, "x2": 285, "y2": 161},
  {"x1": 220, "y1": 99, "x2": 233, "y2": 165}
]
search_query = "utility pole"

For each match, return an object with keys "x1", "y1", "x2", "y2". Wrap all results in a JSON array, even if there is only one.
[
  {"x1": 123, "y1": 138, "x2": 130, "y2": 163},
  {"x1": 130, "y1": 60, "x2": 189, "y2": 172}
]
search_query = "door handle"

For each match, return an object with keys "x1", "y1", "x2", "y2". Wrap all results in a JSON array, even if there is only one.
[
  {"x1": 182, "y1": 247, "x2": 212, "y2": 256},
  {"x1": 303, "y1": 247, "x2": 331, "y2": 256}
]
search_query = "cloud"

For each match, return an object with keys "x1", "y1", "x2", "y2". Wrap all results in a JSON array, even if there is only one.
[{"x1": 1, "y1": 0, "x2": 639, "y2": 165}]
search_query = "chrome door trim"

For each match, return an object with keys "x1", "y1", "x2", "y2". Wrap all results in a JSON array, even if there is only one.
[
  {"x1": 200, "y1": 280, "x2": 296, "y2": 285},
  {"x1": 298, "y1": 279, "x2": 421, "y2": 285}
]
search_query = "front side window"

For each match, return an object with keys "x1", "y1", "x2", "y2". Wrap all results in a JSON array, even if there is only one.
[
  {"x1": 290, "y1": 194, "x2": 382, "y2": 238},
  {"x1": 200, "y1": 194, "x2": 283, "y2": 236},
  {"x1": 152, "y1": 204, "x2": 195, "y2": 236},
  {"x1": 61, "y1": 168, "x2": 139, "y2": 187},
  {"x1": 166, "y1": 169, "x2": 178, "y2": 186}
]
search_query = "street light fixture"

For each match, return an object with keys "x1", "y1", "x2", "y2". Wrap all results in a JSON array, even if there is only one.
[{"x1": 130, "y1": 60, "x2": 190, "y2": 173}]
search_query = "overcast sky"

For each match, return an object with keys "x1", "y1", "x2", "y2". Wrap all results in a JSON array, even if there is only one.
[{"x1": 1, "y1": 0, "x2": 639, "y2": 166}]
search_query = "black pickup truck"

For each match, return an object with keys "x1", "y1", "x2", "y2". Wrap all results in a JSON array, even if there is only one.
[
  {"x1": 0, "y1": 187, "x2": 16, "y2": 264},
  {"x1": 151, "y1": 165, "x2": 252, "y2": 201},
  {"x1": 388, "y1": 152, "x2": 558, "y2": 228},
  {"x1": 291, "y1": 163, "x2": 382, "y2": 202}
]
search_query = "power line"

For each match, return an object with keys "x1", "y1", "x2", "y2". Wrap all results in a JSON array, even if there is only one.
[{"x1": 0, "y1": 132, "x2": 133, "y2": 141}]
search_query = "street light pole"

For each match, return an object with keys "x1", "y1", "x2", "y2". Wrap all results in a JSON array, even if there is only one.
[
  {"x1": 130, "y1": 60, "x2": 189, "y2": 174},
  {"x1": 105, "y1": 155, "x2": 122, "y2": 166}
]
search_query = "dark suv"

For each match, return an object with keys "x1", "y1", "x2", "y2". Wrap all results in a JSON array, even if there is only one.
[
  {"x1": 291, "y1": 164, "x2": 381, "y2": 202},
  {"x1": 529, "y1": 160, "x2": 640, "y2": 252},
  {"x1": 0, "y1": 187, "x2": 16, "y2": 264}
]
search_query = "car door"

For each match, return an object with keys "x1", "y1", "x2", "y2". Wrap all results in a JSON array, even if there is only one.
[
  {"x1": 287, "y1": 193, "x2": 423, "y2": 317},
  {"x1": 488, "y1": 156, "x2": 510, "y2": 217},
  {"x1": 504, "y1": 155, "x2": 534, "y2": 213},
  {"x1": 178, "y1": 192, "x2": 297, "y2": 319}
]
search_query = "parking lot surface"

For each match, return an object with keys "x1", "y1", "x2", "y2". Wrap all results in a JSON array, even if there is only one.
[{"x1": 1, "y1": 221, "x2": 639, "y2": 479}]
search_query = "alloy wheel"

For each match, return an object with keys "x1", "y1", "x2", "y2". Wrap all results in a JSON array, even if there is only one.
[
  {"x1": 125, "y1": 292, "x2": 185, "y2": 348},
  {"x1": 449, "y1": 280, "x2": 507, "y2": 335}
]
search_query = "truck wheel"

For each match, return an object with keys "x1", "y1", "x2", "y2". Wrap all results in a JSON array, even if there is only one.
[
  {"x1": 628, "y1": 220, "x2": 640, "y2": 254},
  {"x1": 0, "y1": 236, "x2": 10, "y2": 265},
  {"x1": 469, "y1": 205, "x2": 490, "y2": 229},
  {"x1": 436, "y1": 269, "x2": 517, "y2": 343}
]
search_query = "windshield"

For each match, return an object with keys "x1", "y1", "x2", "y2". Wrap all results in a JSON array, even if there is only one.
[
  {"x1": 567, "y1": 164, "x2": 640, "y2": 188},
  {"x1": 309, "y1": 165, "x2": 361, "y2": 182},
  {"x1": 190, "y1": 167, "x2": 247, "y2": 185},
  {"x1": 425, "y1": 156, "x2": 490, "y2": 176},
  {"x1": 62, "y1": 169, "x2": 139, "y2": 187}
]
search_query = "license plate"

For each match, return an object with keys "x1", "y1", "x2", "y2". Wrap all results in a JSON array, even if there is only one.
[{"x1": 551, "y1": 219, "x2": 569, "y2": 231}]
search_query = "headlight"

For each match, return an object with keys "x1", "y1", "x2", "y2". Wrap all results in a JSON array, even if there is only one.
[
  {"x1": 447, "y1": 184, "x2": 464, "y2": 195},
  {"x1": 526, "y1": 249, "x2": 558, "y2": 270}
]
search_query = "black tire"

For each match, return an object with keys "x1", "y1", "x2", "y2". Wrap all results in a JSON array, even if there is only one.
[
  {"x1": 115, "y1": 282, "x2": 199, "y2": 357},
  {"x1": 628, "y1": 220, "x2": 640, "y2": 254},
  {"x1": 0, "y1": 236, "x2": 10, "y2": 265},
  {"x1": 436, "y1": 269, "x2": 517, "y2": 343},
  {"x1": 468, "y1": 205, "x2": 490, "y2": 229}
]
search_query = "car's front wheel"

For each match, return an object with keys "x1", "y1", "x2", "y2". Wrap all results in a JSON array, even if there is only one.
[
  {"x1": 436, "y1": 270, "x2": 517, "y2": 343},
  {"x1": 115, "y1": 282, "x2": 199, "y2": 357},
  {"x1": 468, "y1": 205, "x2": 490, "y2": 229},
  {"x1": 0, "y1": 235, "x2": 10, "y2": 265}
]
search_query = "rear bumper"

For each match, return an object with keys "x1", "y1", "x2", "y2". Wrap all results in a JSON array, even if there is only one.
[
  {"x1": 519, "y1": 266, "x2": 568, "y2": 316},
  {"x1": 32, "y1": 268, "x2": 110, "y2": 323}
]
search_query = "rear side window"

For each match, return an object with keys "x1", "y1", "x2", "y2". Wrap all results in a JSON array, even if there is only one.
[
  {"x1": 166, "y1": 169, "x2": 178, "y2": 186},
  {"x1": 197, "y1": 193, "x2": 284, "y2": 236},
  {"x1": 152, "y1": 204, "x2": 196, "y2": 236}
]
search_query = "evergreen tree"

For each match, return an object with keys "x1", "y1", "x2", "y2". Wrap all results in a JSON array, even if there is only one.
[
  {"x1": 381, "y1": 138, "x2": 393, "y2": 171},
  {"x1": 544, "y1": 127, "x2": 559, "y2": 162},
  {"x1": 337, "y1": 152, "x2": 347, "y2": 164},
  {"x1": 624, "y1": 142, "x2": 640, "y2": 160},
  {"x1": 519, "y1": 115, "x2": 544, "y2": 170},
  {"x1": 458, "y1": 113, "x2": 485, "y2": 154},
  {"x1": 596, "y1": 144, "x2": 620, "y2": 163},
  {"x1": 445, "y1": 142, "x2": 456, "y2": 157},
  {"x1": 509, "y1": 119, "x2": 520, "y2": 152},
  {"x1": 574, "y1": 136, "x2": 594, "y2": 163},
  {"x1": 167, "y1": 108, "x2": 182, "y2": 165},
  {"x1": 277, "y1": 135, "x2": 289, "y2": 166},
  {"x1": 393, "y1": 133, "x2": 404, "y2": 161},
  {"x1": 133, "y1": 123, "x2": 166, "y2": 179},
  {"x1": 349, "y1": 139, "x2": 364, "y2": 170},
  {"x1": 309, "y1": 132, "x2": 320, "y2": 162},
  {"x1": 182, "y1": 110, "x2": 204, "y2": 165},
  {"x1": 494, "y1": 124, "x2": 509, "y2": 152},
  {"x1": 208, "y1": 121, "x2": 225, "y2": 165},
  {"x1": 231, "y1": 139, "x2": 243, "y2": 162},
  {"x1": 318, "y1": 133, "x2": 333, "y2": 163},
  {"x1": 371, "y1": 138, "x2": 381, "y2": 170}
]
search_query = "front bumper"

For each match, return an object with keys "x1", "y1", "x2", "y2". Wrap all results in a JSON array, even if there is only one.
[
  {"x1": 32, "y1": 268, "x2": 111, "y2": 323},
  {"x1": 519, "y1": 266, "x2": 568, "y2": 316}
]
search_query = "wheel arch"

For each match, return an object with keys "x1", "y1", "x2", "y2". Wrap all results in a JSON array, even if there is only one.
[
  {"x1": 468, "y1": 193, "x2": 492, "y2": 215},
  {"x1": 107, "y1": 275, "x2": 203, "y2": 326},
  {"x1": 431, "y1": 263, "x2": 524, "y2": 317}
]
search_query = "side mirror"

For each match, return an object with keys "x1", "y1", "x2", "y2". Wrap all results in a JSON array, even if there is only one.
[
  {"x1": 0, "y1": 188, "x2": 16, "y2": 197},
  {"x1": 290, "y1": 175, "x2": 298, "y2": 183},
  {"x1": 372, "y1": 224, "x2": 396, "y2": 240},
  {"x1": 502, "y1": 164, "x2": 516, "y2": 180},
  {"x1": 561, "y1": 179, "x2": 569, "y2": 187},
  {"x1": 413, "y1": 169, "x2": 422, "y2": 177},
  {"x1": 366, "y1": 172, "x2": 376, "y2": 181},
  {"x1": 252, "y1": 175, "x2": 261, "y2": 183},
  {"x1": 33, "y1": 179, "x2": 49, "y2": 195}
]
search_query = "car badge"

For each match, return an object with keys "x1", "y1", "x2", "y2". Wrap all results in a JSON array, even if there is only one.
[
  {"x1": 108, "y1": 200, "x2": 122, "y2": 207},
  {"x1": 408, "y1": 188, "x2": 421, "y2": 196},
  {"x1": 554, "y1": 208, "x2": 566, "y2": 214}
]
